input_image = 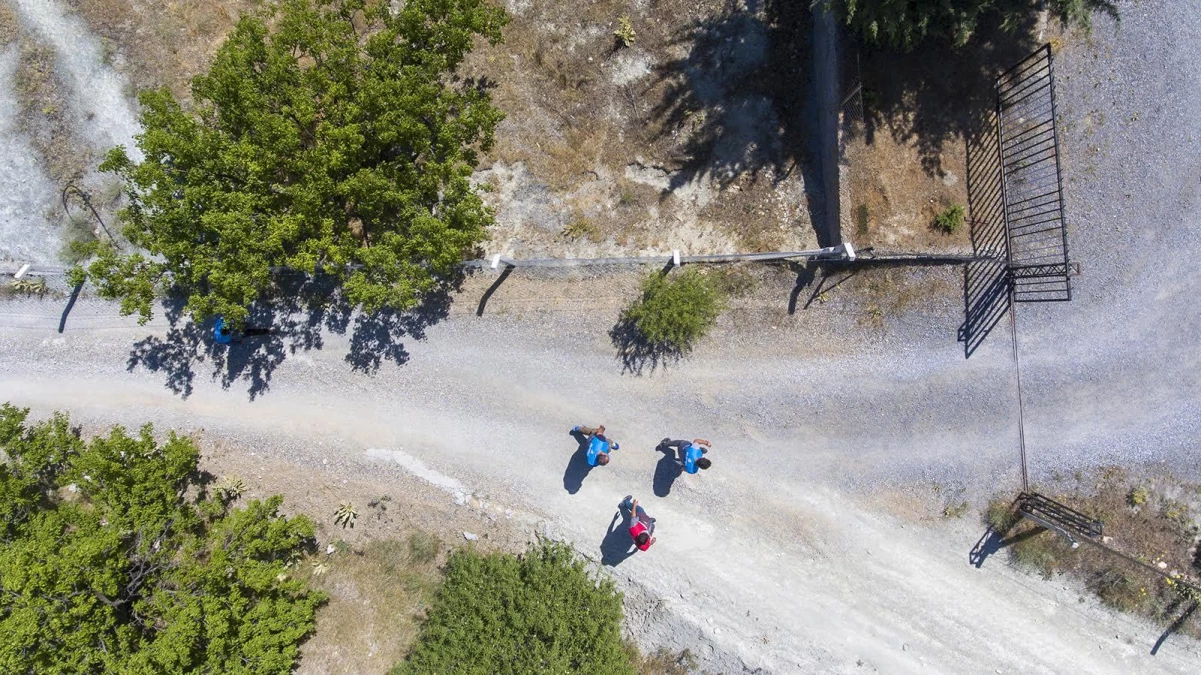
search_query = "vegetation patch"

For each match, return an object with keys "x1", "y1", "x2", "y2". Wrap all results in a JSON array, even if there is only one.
[
  {"x1": 986, "y1": 468, "x2": 1201, "y2": 636},
  {"x1": 394, "y1": 540, "x2": 633, "y2": 674},
  {"x1": 934, "y1": 203, "x2": 966, "y2": 234},
  {"x1": 302, "y1": 535, "x2": 444, "y2": 675},
  {"x1": 0, "y1": 404, "x2": 325, "y2": 672},
  {"x1": 827, "y1": 0, "x2": 1118, "y2": 50}
]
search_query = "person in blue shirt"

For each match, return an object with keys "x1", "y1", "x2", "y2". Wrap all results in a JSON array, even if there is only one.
[
  {"x1": 659, "y1": 437, "x2": 712, "y2": 473},
  {"x1": 213, "y1": 317, "x2": 234, "y2": 344},
  {"x1": 573, "y1": 424, "x2": 619, "y2": 466}
]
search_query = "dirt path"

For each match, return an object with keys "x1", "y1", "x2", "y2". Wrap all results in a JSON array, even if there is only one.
[{"x1": 3, "y1": 2, "x2": 1201, "y2": 672}]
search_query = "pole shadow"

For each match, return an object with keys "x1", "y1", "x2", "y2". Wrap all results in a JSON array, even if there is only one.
[
  {"x1": 599, "y1": 511, "x2": 635, "y2": 567},
  {"x1": 1151, "y1": 600, "x2": 1198, "y2": 656},
  {"x1": 562, "y1": 429, "x2": 594, "y2": 495},
  {"x1": 476, "y1": 266, "x2": 513, "y2": 316}
]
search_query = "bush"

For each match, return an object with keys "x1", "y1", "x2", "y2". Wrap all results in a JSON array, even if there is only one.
[
  {"x1": 0, "y1": 404, "x2": 324, "y2": 672},
  {"x1": 394, "y1": 540, "x2": 633, "y2": 674},
  {"x1": 622, "y1": 268, "x2": 726, "y2": 353},
  {"x1": 934, "y1": 204, "x2": 966, "y2": 234}
]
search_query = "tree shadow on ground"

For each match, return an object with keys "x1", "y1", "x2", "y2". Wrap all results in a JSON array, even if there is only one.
[
  {"x1": 562, "y1": 429, "x2": 594, "y2": 495},
  {"x1": 608, "y1": 317, "x2": 681, "y2": 376},
  {"x1": 849, "y1": 8, "x2": 1040, "y2": 178},
  {"x1": 646, "y1": 0, "x2": 829, "y2": 244},
  {"x1": 653, "y1": 442, "x2": 682, "y2": 498},
  {"x1": 127, "y1": 272, "x2": 459, "y2": 400},
  {"x1": 599, "y1": 510, "x2": 635, "y2": 567}
]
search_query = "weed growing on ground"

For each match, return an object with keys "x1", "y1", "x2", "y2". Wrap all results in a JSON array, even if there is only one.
[
  {"x1": 614, "y1": 16, "x2": 636, "y2": 48},
  {"x1": 632, "y1": 647, "x2": 697, "y2": 675},
  {"x1": 934, "y1": 203, "x2": 965, "y2": 234},
  {"x1": 562, "y1": 217, "x2": 601, "y2": 242},
  {"x1": 943, "y1": 501, "x2": 970, "y2": 518},
  {"x1": 1127, "y1": 485, "x2": 1149, "y2": 507},
  {"x1": 986, "y1": 498, "x2": 1018, "y2": 533}
]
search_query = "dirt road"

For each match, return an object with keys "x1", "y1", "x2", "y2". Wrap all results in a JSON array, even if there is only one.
[{"x1": 3, "y1": 2, "x2": 1201, "y2": 673}]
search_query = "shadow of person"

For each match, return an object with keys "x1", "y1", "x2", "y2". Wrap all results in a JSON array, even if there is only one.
[
  {"x1": 599, "y1": 511, "x2": 635, "y2": 567},
  {"x1": 562, "y1": 430, "x2": 594, "y2": 495},
  {"x1": 653, "y1": 444, "x2": 683, "y2": 498}
]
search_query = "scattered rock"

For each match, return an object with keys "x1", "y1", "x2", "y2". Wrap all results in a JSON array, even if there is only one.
[{"x1": 463, "y1": 532, "x2": 479, "y2": 541}]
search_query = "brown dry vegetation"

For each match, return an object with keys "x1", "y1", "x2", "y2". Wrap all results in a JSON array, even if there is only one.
[
  {"x1": 301, "y1": 535, "x2": 444, "y2": 674},
  {"x1": 0, "y1": 2, "x2": 17, "y2": 44},
  {"x1": 64, "y1": 0, "x2": 262, "y2": 99},
  {"x1": 987, "y1": 468, "x2": 1201, "y2": 637},
  {"x1": 465, "y1": 0, "x2": 822, "y2": 256}
]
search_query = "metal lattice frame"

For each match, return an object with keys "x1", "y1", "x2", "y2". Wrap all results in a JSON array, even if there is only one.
[{"x1": 996, "y1": 44, "x2": 1072, "y2": 302}]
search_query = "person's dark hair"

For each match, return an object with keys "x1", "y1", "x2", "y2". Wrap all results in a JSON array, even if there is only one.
[
  {"x1": 635, "y1": 532, "x2": 649, "y2": 546},
  {"x1": 697, "y1": 457, "x2": 712, "y2": 470},
  {"x1": 597, "y1": 453, "x2": 609, "y2": 466}
]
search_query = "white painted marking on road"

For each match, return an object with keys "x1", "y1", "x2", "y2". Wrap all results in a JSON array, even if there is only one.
[{"x1": 364, "y1": 448, "x2": 466, "y2": 497}]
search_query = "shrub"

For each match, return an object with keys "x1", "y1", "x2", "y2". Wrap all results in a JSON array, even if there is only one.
[
  {"x1": 394, "y1": 540, "x2": 633, "y2": 674},
  {"x1": 622, "y1": 268, "x2": 726, "y2": 353},
  {"x1": 934, "y1": 204, "x2": 966, "y2": 234}
]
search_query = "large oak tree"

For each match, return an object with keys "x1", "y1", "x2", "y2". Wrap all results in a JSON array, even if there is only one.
[{"x1": 73, "y1": 0, "x2": 507, "y2": 326}]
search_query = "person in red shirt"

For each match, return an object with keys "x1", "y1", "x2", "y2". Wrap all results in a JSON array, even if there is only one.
[{"x1": 620, "y1": 495, "x2": 656, "y2": 551}]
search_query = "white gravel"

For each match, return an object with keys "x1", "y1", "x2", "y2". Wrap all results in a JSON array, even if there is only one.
[
  {"x1": 0, "y1": 45, "x2": 60, "y2": 264},
  {"x1": 9, "y1": 0, "x2": 142, "y2": 160}
]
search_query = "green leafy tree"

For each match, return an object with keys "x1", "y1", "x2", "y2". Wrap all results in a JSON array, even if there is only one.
[
  {"x1": 71, "y1": 0, "x2": 508, "y2": 327},
  {"x1": 394, "y1": 540, "x2": 634, "y2": 675},
  {"x1": 0, "y1": 404, "x2": 325, "y2": 673},
  {"x1": 822, "y1": 0, "x2": 1117, "y2": 50},
  {"x1": 622, "y1": 268, "x2": 726, "y2": 353}
]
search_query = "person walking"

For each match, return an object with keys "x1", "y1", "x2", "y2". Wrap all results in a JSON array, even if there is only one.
[
  {"x1": 572, "y1": 424, "x2": 619, "y2": 466},
  {"x1": 659, "y1": 437, "x2": 712, "y2": 474},
  {"x1": 620, "y1": 495, "x2": 656, "y2": 551}
]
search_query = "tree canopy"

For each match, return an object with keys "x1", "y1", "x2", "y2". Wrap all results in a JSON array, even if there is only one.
[
  {"x1": 0, "y1": 404, "x2": 324, "y2": 673},
  {"x1": 72, "y1": 0, "x2": 508, "y2": 327},
  {"x1": 394, "y1": 540, "x2": 634, "y2": 674},
  {"x1": 825, "y1": 0, "x2": 1117, "y2": 50}
]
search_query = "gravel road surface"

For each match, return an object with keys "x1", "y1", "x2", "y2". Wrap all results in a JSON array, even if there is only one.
[{"x1": 2, "y1": 2, "x2": 1200, "y2": 672}]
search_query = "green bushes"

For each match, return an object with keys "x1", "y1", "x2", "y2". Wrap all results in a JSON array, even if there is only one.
[
  {"x1": 622, "y1": 268, "x2": 726, "y2": 353},
  {"x1": 934, "y1": 204, "x2": 966, "y2": 234},
  {"x1": 394, "y1": 540, "x2": 633, "y2": 674}
]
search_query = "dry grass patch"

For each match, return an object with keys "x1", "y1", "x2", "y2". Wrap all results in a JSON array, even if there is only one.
[
  {"x1": 66, "y1": 0, "x2": 260, "y2": 99},
  {"x1": 299, "y1": 533, "x2": 445, "y2": 675},
  {"x1": 0, "y1": 2, "x2": 18, "y2": 45}
]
